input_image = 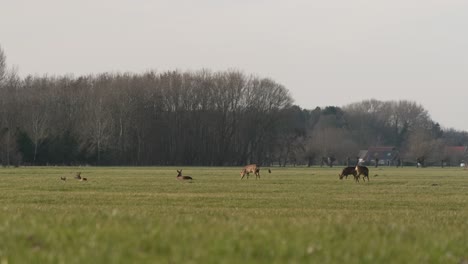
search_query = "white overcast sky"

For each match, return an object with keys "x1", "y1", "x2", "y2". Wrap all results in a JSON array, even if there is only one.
[{"x1": 1, "y1": 0, "x2": 467, "y2": 131}]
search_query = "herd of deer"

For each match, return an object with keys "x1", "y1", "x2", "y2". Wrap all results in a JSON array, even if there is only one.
[
  {"x1": 60, "y1": 172, "x2": 87, "y2": 182},
  {"x1": 175, "y1": 164, "x2": 269, "y2": 181},
  {"x1": 59, "y1": 165, "x2": 368, "y2": 183},
  {"x1": 177, "y1": 163, "x2": 370, "y2": 183}
]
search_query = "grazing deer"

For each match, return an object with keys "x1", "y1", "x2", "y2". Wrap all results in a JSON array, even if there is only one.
[
  {"x1": 60, "y1": 176, "x2": 66, "y2": 181},
  {"x1": 176, "y1": 170, "x2": 193, "y2": 181},
  {"x1": 338, "y1": 167, "x2": 357, "y2": 180},
  {"x1": 355, "y1": 165, "x2": 369, "y2": 182},
  {"x1": 74, "y1": 172, "x2": 82, "y2": 180},
  {"x1": 240, "y1": 164, "x2": 260, "y2": 179}
]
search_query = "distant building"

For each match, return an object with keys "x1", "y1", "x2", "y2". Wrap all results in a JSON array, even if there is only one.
[
  {"x1": 358, "y1": 146, "x2": 399, "y2": 166},
  {"x1": 443, "y1": 146, "x2": 467, "y2": 166}
]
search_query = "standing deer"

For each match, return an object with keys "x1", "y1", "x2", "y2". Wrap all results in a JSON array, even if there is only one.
[
  {"x1": 338, "y1": 167, "x2": 357, "y2": 180},
  {"x1": 177, "y1": 170, "x2": 193, "y2": 181},
  {"x1": 355, "y1": 165, "x2": 369, "y2": 182},
  {"x1": 240, "y1": 164, "x2": 260, "y2": 179},
  {"x1": 74, "y1": 172, "x2": 82, "y2": 180}
]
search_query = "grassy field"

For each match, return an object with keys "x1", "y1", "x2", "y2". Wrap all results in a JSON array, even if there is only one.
[{"x1": 0, "y1": 166, "x2": 467, "y2": 264}]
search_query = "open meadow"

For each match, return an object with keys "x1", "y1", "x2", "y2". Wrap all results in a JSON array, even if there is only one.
[{"x1": 0, "y1": 166, "x2": 467, "y2": 263}]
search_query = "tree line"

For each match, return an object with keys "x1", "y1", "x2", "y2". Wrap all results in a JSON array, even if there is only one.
[{"x1": 1, "y1": 46, "x2": 467, "y2": 166}]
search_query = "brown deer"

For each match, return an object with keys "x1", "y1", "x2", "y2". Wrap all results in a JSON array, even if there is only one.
[
  {"x1": 60, "y1": 176, "x2": 66, "y2": 181},
  {"x1": 74, "y1": 172, "x2": 82, "y2": 180},
  {"x1": 177, "y1": 170, "x2": 193, "y2": 181},
  {"x1": 240, "y1": 164, "x2": 260, "y2": 179},
  {"x1": 338, "y1": 167, "x2": 357, "y2": 180},
  {"x1": 80, "y1": 177, "x2": 87, "y2": 181},
  {"x1": 355, "y1": 165, "x2": 369, "y2": 182}
]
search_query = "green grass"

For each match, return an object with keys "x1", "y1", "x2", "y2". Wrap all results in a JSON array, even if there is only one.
[{"x1": 0, "y1": 166, "x2": 467, "y2": 263}]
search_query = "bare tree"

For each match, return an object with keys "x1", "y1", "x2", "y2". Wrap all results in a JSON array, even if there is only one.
[
  {"x1": 236, "y1": 76, "x2": 293, "y2": 165},
  {"x1": 404, "y1": 127, "x2": 444, "y2": 167},
  {"x1": 21, "y1": 76, "x2": 53, "y2": 164},
  {"x1": 211, "y1": 70, "x2": 245, "y2": 165},
  {"x1": 0, "y1": 72, "x2": 21, "y2": 166},
  {"x1": 0, "y1": 45, "x2": 6, "y2": 84},
  {"x1": 344, "y1": 99, "x2": 433, "y2": 149},
  {"x1": 343, "y1": 99, "x2": 388, "y2": 148},
  {"x1": 78, "y1": 75, "x2": 114, "y2": 164}
]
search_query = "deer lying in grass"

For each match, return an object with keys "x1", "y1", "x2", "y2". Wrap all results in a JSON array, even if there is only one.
[
  {"x1": 177, "y1": 170, "x2": 193, "y2": 181},
  {"x1": 355, "y1": 165, "x2": 369, "y2": 182},
  {"x1": 240, "y1": 164, "x2": 260, "y2": 179},
  {"x1": 60, "y1": 176, "x2": 66, "y2": 181},
  {"x1": 338, "y1": 167, "x2": 357, "y2": 181}
]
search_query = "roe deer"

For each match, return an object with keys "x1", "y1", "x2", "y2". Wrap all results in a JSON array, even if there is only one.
[
  {"x1": 60, "y1": 176, "x2": 66, "y2": 181},
  {"x1": 355, "y1": 165, "x2": 369, "y2": 182},
  {"x1": 177, "y1": 170, "x2": 193, "y2": 181},
  {"x1": 74, "y1": 172, "x2": 82, "y2": 180},
  {"x1": 240, "y1": 164, "x2": 260, "y2": 179},
  {"x1": 339, "y1": 167, "x2": 357, "y2": 180}
]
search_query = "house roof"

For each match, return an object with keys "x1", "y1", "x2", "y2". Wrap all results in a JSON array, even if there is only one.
[
  {"x1": 444, "y1": 146, "x2": 467, "y2": 156},
  {"x1": 368, "y1": 146, "x2": 396, "y2": 152}
]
